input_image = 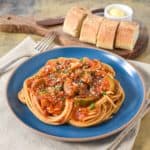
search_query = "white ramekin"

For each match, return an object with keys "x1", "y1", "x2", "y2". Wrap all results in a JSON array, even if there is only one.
[{"x1": 104, "y1": 4, "x2": 133, "y2": 21}]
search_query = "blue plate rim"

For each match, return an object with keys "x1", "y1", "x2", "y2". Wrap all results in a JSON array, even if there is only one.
[{"x1": 6, "y1": 46, "x2": 146, "y2": 142}]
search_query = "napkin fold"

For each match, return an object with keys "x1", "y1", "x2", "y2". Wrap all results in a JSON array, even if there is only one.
[
  {"x1": 0, "y1": 36, "x2": 149, "y2": 150},
  {"x1": 0, "y1": 37, "x2": 36, "y2": 71}
]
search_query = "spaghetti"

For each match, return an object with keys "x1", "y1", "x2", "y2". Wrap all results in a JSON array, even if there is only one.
[{"x1": 18, "y1": 57, "x2": 125, "y2": 127}]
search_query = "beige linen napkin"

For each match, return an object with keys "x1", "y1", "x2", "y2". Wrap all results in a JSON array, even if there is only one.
[{"x1": 0, "y1": 37, "x2": 149, "y2": 150}]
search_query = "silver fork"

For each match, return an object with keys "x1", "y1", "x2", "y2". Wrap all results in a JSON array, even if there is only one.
[{"x1": 0, "y1": 32, "x2": 56, "y2": 75}]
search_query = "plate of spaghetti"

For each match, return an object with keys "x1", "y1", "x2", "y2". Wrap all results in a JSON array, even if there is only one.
[{"x1": 7, "y1": 46, "x2": 145, "y2": 142}]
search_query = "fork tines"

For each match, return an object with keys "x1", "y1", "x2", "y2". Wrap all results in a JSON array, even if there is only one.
[{"x1": 34, "y1": 32, "x2": 56, "y2": 53}]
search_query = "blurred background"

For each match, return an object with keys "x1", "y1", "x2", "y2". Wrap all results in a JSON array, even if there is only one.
[
  {"x1": 0, "y1": 0, "x2": 149, "y2": 59},
  {"x1": 0, "y1": 0, "x2": 149, "y2": 18}
]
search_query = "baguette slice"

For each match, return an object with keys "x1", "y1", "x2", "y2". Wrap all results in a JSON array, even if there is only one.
[
  {"x1": 115, "y1": 21, "x2": 139, "y2": 51},
  {"x1": 79, "y1": 15, "x2": 104, "y2": 44},
  {"x1": 63, "y1": 6, "x2": 90, "y2": 37},
  {"x1": 96, "y1": 19, "x2": 119, "y2": 50}
]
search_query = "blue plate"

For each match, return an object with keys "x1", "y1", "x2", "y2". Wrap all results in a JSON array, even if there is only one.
[{"x1": 7, "y1": 47, "x2": 145, "y2": 142}]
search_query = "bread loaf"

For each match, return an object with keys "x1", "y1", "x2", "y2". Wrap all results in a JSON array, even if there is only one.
[
  {"x1": 79, "y1": 15, "x2": 104, "y2": 44},
  {"x1": 96, "y1": 19, "x2": 119, "y2": 50},
  {"x1": 115, "y1": 21, "x2": 139, "y2": 50},
  {"x1": 63, "y1": 6, "x2": 90, "y2": 37}
]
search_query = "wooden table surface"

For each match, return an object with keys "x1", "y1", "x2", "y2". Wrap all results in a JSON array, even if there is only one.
[{"x1": 0, "y1": 0, "x2": 149, "y2": 149}]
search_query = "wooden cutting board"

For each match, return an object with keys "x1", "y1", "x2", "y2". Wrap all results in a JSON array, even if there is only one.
[{"x1": 0, "y1": 15, "x2": 148, "y2": 59}]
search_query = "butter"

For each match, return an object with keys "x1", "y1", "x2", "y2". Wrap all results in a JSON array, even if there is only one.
[{"x1": 109, "y1": 7, "x2": 126, "y2": 17}]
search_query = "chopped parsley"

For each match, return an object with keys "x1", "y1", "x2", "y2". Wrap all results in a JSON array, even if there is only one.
[
  {"x1": 89, "y1": 103, "x2": 95, "y2": 110},
  {"x1": 80, "y1": 58, "x2": 83, "y2": 62},
  {"x1": 63, "y1": 69, "x2": 68, "y2": 74},
  {"x1": 54, "y1": 85, "x2": 63, "y2": 91},
  {"x1": 102, "y1": 91, "x2": 107, "y2": 96},
  {"x1": 39, "y1": 89, "x2": 48, "y2": 94}
]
